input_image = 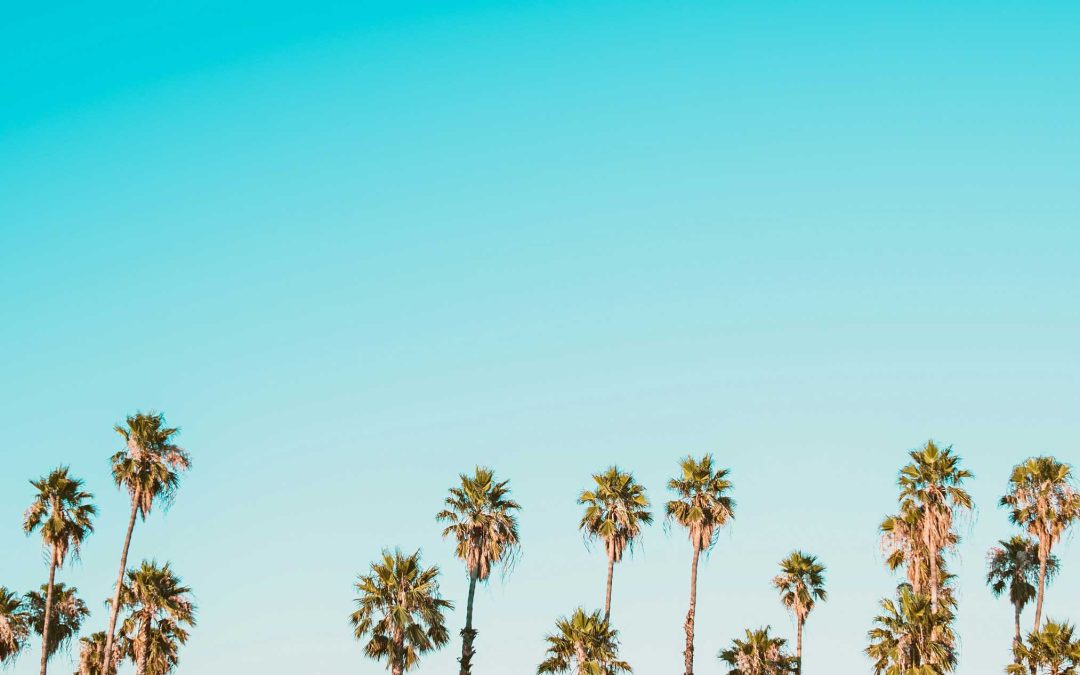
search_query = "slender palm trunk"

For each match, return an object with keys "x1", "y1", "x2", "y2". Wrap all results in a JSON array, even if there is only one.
[
  {"x1": 39, "y1": 552, "x2": 57, "y2": 675},
  {"x1": 103, "y1": 496, "x2": 140, "y2": 674},
  {"x1": 575, "y1": 643, "x2": 588, "y2": 675},
  {"x1": 392, "y1": 653, "x2": 404, "y2": 675},
  {"x1": 604, "y1": 555, "x2": 615, "y2": 621},
  {"x1": 683, "y1": 546, "x2": 700, "y2": 675},
  {"x1": 459, "y1": 572, "x2": 479, "y2": 675},
  {"x1": 1034, "y1": 543, "x2": 1048, "y2": 630},
  {"x1": 1012, "y1": 603, "x2": 1022, "y2": 654},
  {"x1": 796, "y1": 617, "x2": 804, "y2": 674},
  {"x1": 136, "y1": 617, "x2": 150, "y2": 675},
  {"x1": 928, "y1": 530, "x2": 940, "y2": 611}
]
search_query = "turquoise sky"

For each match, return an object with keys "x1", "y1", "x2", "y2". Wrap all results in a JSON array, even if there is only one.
[{"x1": 2, "y1": 2, "x2": 1078, "y2": 673}]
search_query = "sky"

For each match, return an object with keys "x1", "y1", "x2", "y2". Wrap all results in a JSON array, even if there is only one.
[{"x1": 1, "y1": 1, "x2": 1078, "y2": 673}]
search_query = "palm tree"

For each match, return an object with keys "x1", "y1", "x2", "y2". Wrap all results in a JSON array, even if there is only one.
[
  {"x1": 773, "y1": 552, "x2": 827, "y2": 674},
  {"x1": 24, "y1": 584, "x2": 89, "y2": 663},
  {"x1": 866, "y1": 584, "x2": 957, "y2": 674},
  {"x1": 76, "y1": 631, "x2": 120, "y2": 675},
  {"x1": 23, "y1": 466, "x2": 96, "y2": 675},
  {"x1": 102, "y1": 412, "x2": 191, "y2": 675},
  {"x1": 719, "y1": 627, "x2": 797, "y2": 675},
  {"x1": 1001, "y1": 456, "x2": 1080, "y2": 630},
  {"x1": 1007, "y1": 620, "x2": 1080, "y2": 675},
  {"x1": 117, "y1": 561, "x2": 196, "y2": 675},
  {"x1": 666, "y1": 454, "x2": 735, "y2": 675},
  {"x1": 897, "y1": 441, "x2": 973, "y2": 611},
  {"x1": 987, "y1": 536, "x2": 1060, "y2": 653},
  {"x1": 578, "y1": 466, "x2": 653, "y2": 620},
  {"x1": 437, "y1": 467, "x2": 521, "y2": 675},
  {"x1": 0, "y1": 586, "x2": 30, "y2": 665},
  {"x1": 537, "y1": 607, "x2": 632, "y2": 674},
  {"x1": 350, "y1": 549, "x2": 452, "y2": 675}
]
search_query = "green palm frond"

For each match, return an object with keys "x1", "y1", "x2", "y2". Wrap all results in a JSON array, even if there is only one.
[
  {"x1": 536, "y1": 608, "x2": 631, "y2": 674},
  {"x1": 719, "y1": 626, "x2": 797, "y2": 675},
  {"x1": 579, "y1": 466, "x2": 652, "y2": 563},
  {"x1": 665, "y1": 455, "x2": 735, "y2": 553}
]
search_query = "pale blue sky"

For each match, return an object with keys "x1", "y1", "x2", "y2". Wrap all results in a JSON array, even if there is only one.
[{"x1": 2, "y1": 2, "x2": 1078, "y2": 673}]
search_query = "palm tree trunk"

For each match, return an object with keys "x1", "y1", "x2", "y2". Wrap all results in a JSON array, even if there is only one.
[
  {"x1": 604, "y1": 555, "x2": 615, "y2": 621},
  {"x1": 39, "y1": 552, "x2": 57, "y2": 675},
  {"x1": 1034, "y1": 543, "x2": 1048, "y2": 630},
  {"x1": 928, "y1": 543, "x2": 940, "y2": 611},
  {"x1": 796, "y1": 617, "x2": 804, "y2": 674},
  {"x1": 683, "y1": 546, "x2": 700, "y2": 675},
  {"x1": 459, "y1": 572, "x2": 478, "y2": 675},
  {"x1": 136, "y1": 614, "x2": 150, "y2": 675},
  {"x1": 103, "y1": 496, "x2": 140, "y2": 674},
  {"x1": 1013, "y1": 602, "x2": 1022, "y2": 655},
  {"x1": 575, "y1": 643, "x2": 588, "y2": 675}
]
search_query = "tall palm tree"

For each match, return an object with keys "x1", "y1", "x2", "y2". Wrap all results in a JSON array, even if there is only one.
[
  {"x1": 666, "y1": 454, "x2": 735, "y2": 675},
  {"x1": 102, "y1": 412, "x2": 191, "y2": 675},
  {"x1": 866, "y1": 584, "x2": 957, "y2": 675},
  {"x1": 350, "y1": 549, "x2": 452, "y2": 675},
  {"x1": 0, "y1": 586, "x2": 30, "y2": 665},
  {"x1": 897, "y1": 441, "x2": 973, "y2": 611},
  {"x1": 117, "y1": 561, "x2": 196, "y2": 675},
  {"x1": 1001, "y1": 456, "x2": 1080, "y2": 630},
  {"x1": 76, "y1": 631, "x2": 120, "y2": 675},
  {"x1": 773, "y1": 552, "x2": 827, "y2": 674},
  {"x1": 437, "y1": 467, "x2": 521, "y2": 675},
  {"x1": 536, "y1": 607, "x2": 632, "y2": 675},
  {"x1": 719, "y1": 627, "x2": 797, "y2": 675},
  {"x1": 987, "y1": 536, "x2": 1059, "y2": 653},
  {"x1": 24, "y1": 584, "x2": 89, "y2": 662},
  {"x1": 578, "y1": 466, "x2": 653, "y2": 621},
  {"x1": 23, "y1": 466, "x2": 96, "y2": 675},
  {"x1": 1007, "y1": 620, "x2": 1080, "y2": 675}
]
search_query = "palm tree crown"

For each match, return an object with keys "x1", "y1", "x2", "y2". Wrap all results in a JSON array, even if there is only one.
[
  {"x1": 350, "y1": 549, "x2": 452, "y2": 675},
  {"x1": 719, "y1": 627, "x2": 797, "y2": 675},
  {"x1": 437, "y1": 467, "x2": 521, "y2": 582},
  {"x1": 77, "y1": 631, "x2": 120, "y2": 675},
  {"x1": 666, "y1": 455, "x2": 735, "y2": 551},
  {"x1": 537, "y1": 607, "x2": 632, "y2": 675},
  {"x1": 866, "y1": 585, "x2": 957, "y2": 675},
  {"x1": 25, "y1": 584, "x2": 89, "y2": 659},
  {"x1": 118, "y1": 561, "x2": 196, "y2": 675},
  {"x1": 1007, "y1": 620, "x2": 1080, "y2": 675},
  {"x1": 0, "y1": 587, "x2": 30, "y2": 664},
  {"x1": 987, "y1": 536, "x2": 1059, "y2": 649},
  {"x1": 23, "y1": 467, "x2": 97, "y2": 567},
  {"x1": 112, "y1": 412, "x2": 191, "y2": 518},
  {"x1": 774, "y1": 552, "x2": 827, "y2": 627},
  {"x1": 579, "y1": 466, "x2": 652, "y2": 564}
]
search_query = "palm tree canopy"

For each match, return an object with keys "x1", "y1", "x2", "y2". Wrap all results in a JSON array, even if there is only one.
[
  {"x1": 23, "y1": 466, "x2": 97, "y2": 566},
  {"x1": 118, "y1": 560, "x2": 196, "y2": 674},
  {"x1": 1000, "y1": 457, "x2": 1080, "y2": 550},
  {"x1": 77, "y1": 631, "x2": 120, "y2": 675},
  {"x1": 578, "y1": 466, "x2": 653, "y2": 563},
  {"x1": 350, "y1": 549, "x2": 452, "y2": 672},
  {"x1": 866, "y1": 585, "x2": 957, "y2": 675},
  {"x1": 773, "y1": 551, "x2": 827, "y2": 624},
  {"x1": 436, "y1": 466, "x2": 521, "y2": 582},
  {"x1": 0, "y1": 586, "x2": 30, "y2": 664},
  {"x1": 665, "y1": 454, "x2": 735, "y2": 551},
  {"x1": 986, "y1": 536, "x2": 1059, "y2": 611},
  {"x1": 537, "y1": 607, "x2": 632, "y2": 674},
  {"x1": 112, "y1": 412, "x2": 191, "y2": 518},
  {"x1": 25, "y1": 583, "x2": 89, "y2": 658},
  {"x1": 1007, "y1": 620, "x2": 1080, "y2": 675},
  {"x1": 719, "y1": 627, "x2": 797, "y2": 675},
  {"x1": 897, "y1": 441, "x2": 973, "y2": 552},
  {"x1": 120, "y1": 618, "x2": 188, "y2": 675}
]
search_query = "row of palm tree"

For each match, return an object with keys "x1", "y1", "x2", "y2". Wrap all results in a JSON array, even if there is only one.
[
  {"x1": 349, "y1": 442, "x2": 1077, "y2": 674},
  {"x1": 0, "y1": 412, "x2": 196, "y2": 675}
]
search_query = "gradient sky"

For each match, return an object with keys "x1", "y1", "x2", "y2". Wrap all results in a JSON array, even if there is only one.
[{"x1": 2, "y1": 2, "x2": 1079, "y2": 673}]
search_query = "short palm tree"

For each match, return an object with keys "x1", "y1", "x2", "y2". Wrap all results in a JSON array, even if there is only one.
[
  {"x1": 1001, "y1": 456, "x2": 1080, "y2": 630},
  {"x1": 118, "y1": 561, "x2": 196, "y2": 675},
  {"x1": 897, "y1": 441, "x2": 973, "y2": 611},
  {"x1": 77, "y1": 631, "x2": 120, "y2": 675},
  {"x1": 23, "y1": 466, "x2": 96, "y2": 675},
  {"x1": 0, "y1": 586, "x2": 30, "y2": 665},
  {"x1": 437, "y1": 467, "x2": 521, "y2": 675},
  {"x1": 666, "y1": 454, "x2": 735, "y2": 675},
  {"x1": 866, "y1": 584, "x2": 957, "y2": 674},
  {"x1": 578, "y1": 466, "x2": 652, "y2": 620},
  {"x1": 719, "y1": 627, "x2": 797, "y2": 675},
  {"x1": 24, "y1": 583, "x2": 89, "y2": 663},
  {"x1": 102, "y1": 412, "x2": 191, "y2": 674},
  {"x1": 773, "y1": 552, "x2": 827, "y2": 673},
  {"x1": 1007, "y1": 620, "x2": 1080, "y2": 675},
  {"x1": 350, "y1": 549, "x2": 452, "y2": 675},
  {"x1": 536, "y1": 607, "x2": 632, "y2": 674},
  {"x1": 987, "y1": 536, "x2": 1059, "y2": 652},
  {"x1": 120, "y1": 618, "x2": 187, "y2": 675}
]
